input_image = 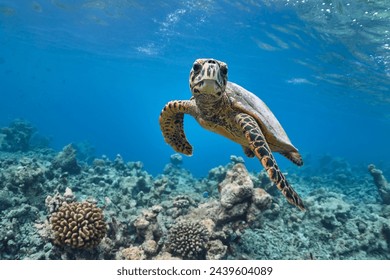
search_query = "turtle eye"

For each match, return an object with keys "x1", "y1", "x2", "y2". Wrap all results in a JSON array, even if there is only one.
[
  {"x1": 220, "y1": 65, "x2": 228, "y2": 76},
  {"x1": 193, "y1": 62, "x2": 201, "y2": 72}
]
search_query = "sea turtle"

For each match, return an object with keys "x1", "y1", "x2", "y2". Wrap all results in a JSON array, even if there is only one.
[{"x1": 159, "y1": 58, "x2": 305, "y2": 210}]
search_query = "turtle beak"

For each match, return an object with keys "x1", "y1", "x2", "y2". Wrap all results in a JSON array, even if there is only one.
[
  {"x1": 192, "y1": 79, "x2": 223, "y2": 95},
  {"x1": 190, "y1": 59, "x2": 227, "y2": 97}
]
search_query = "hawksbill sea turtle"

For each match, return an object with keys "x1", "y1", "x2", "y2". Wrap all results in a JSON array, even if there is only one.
[{"x1": 159, "y1": 58, "x2": 305, "y2": 210}]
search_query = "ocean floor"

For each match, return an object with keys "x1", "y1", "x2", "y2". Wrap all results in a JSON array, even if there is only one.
[{"x1": 1, "y1": 120, "x2": 390, "y2": 260}]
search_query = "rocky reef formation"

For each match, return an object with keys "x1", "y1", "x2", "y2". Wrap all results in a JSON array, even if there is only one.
[
  {"x1": 52, "y1": 144, "x2": 81, "y2": 175},
  {"x1": 1, "y1": 122, "x2": 390, "y2": 260},
  {"x1": 0, "y1": 120, "x2": 35, "y2": 152},
  {"x1": 368, "y1": 164, "x2": 390, "y2": 204},
  {"x1": 114, "y1": 161, "x2": 273, "y2": 260}
]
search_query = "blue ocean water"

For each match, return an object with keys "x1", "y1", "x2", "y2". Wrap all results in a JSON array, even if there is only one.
[{"x1": 0, "y1": 0, "x2": 389, "y2": 176}]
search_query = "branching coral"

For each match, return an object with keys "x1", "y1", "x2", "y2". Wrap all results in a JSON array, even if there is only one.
[{"x1": 50, "y1": 201, "x2": 107, "y2": 249}]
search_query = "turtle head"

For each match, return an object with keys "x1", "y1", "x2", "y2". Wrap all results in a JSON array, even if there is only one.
[{"x1": 189, "y1": 58, "x2": 228, "y2": 99}]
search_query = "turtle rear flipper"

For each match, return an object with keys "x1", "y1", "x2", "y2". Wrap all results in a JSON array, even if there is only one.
[
  {"x1": 242, "y1": 146, "x2": 255, "y2": 157},
  {"x1": 280, "y1": 151, "x2": 303, "y2": 166},
  {"x1": 159, "y1": 100, "x2": 194, "y2": 155},
  {"x1": 235, "y1": 113, "x2": 305, "y2": 211}
]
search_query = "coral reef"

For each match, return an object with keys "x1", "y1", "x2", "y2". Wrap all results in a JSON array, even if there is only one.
[
  {"x1": 219, "y1": 163, "x2": 253, "y2": 209},
  {"x1": 1, "y1": 126, "x2": 390, "y2": 260},
  {"x1": 169, "y1": 153, "x2": 183, "y2": 166},
  {"x1": 49, "y1": 201, "x2": 107, "y2": 249},
  {"x1": 216, "y1": 163, "x2": 272, "y2": 227},
  {"x1": 0, "y1": 120, "x2": 35, "y2": 152},
  {"x1": 45, "y1": 187, "x2": 76, "y2": 214},
  {"x1": 117, "y1": 246, "x2": 146, "y2": 260},
  {"x1": 368, "y1": 164, "x2": 390, "y2": 204},
  {"x1": 206, "y1": 239, "x2": 227, "y2": 260},
  {"x1": 233, "y1": 188, "x2": 390, "y2": 260},
  {"x1": 133, "y1": 206, "x2": 163, "y2": 253},
  {"x1": 72, "y1": 141, "x2": 96, "y2": 163},
  {"x1": 52, "y1": 144, "x2": 81, "y2": 174}
]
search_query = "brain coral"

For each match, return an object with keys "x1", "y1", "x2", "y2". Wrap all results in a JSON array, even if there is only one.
[
  {"x1": 50, "y1": 201, "x2": 107, "y2": 249},
  {"x1": 168, "y1": 221, "x2": 209, "y2": 259}
]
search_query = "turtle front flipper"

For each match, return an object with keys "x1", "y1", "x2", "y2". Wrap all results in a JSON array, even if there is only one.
[
  {"x1": 159, "y1": 100, "x2": 195, "y2": 156},
  {"x1": 235, "y1": 113, "x2": 305, "y2": 211}
]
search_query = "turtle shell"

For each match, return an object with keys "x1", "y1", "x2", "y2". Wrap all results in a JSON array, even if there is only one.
[{"x1": 226, "y1": 81, "x2": 299, "y2": 154}]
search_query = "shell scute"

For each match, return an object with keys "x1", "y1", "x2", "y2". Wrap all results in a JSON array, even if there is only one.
[{"x1": 226, "y1": 81, "x2": 299, "y2": 154}]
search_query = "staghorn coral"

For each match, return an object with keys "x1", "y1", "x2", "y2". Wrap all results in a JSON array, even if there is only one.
[
  {"x1": 167, "y1": 220, "x2": 209, "y2": 259},
  {"x1": 50, "y1": 201, "x2": 107, "y2": 249}
]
